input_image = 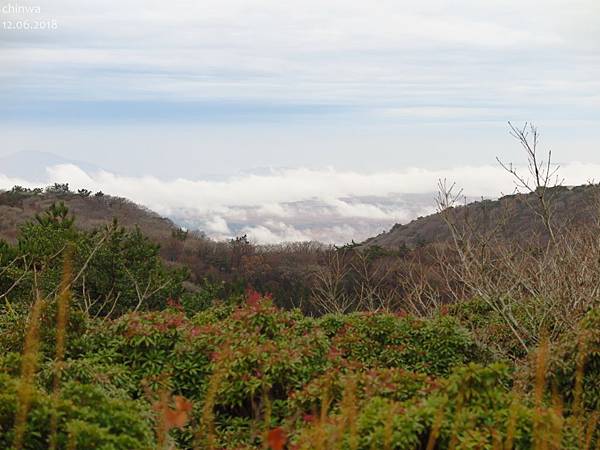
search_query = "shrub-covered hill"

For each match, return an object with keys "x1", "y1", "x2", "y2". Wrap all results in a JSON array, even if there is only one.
[
  {"x1": 0, "y1": 186, "x2": 328, "y2": 311},
  {"x1": 0, "y1": 185, "x2": 178, "y2": 244},
  {"x1": 363, "y1": 184, "x2": 600, "y2": 250},
  {"x1": 1, "y1": 293, "x2": 599, "y2": 449}
]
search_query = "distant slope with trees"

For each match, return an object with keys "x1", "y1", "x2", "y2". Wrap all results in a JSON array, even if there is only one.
[
  {"x1": 362, "y1": 184, "x2": 600, "y2": 250},
  {"x1": 0, "y1": 184, "x2": 177, "y2": 244}
]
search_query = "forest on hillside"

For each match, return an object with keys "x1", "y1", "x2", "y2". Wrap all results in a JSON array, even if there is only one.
[{"x1": 2, "y1": 125, "x2": 600, "y2": 449}]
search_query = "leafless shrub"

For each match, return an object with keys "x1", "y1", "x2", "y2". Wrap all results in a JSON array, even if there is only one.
[
  {"x1": 310, "y1": 247, "x2": 442, "y2": 316},
  {"x1": 397, "y1": 260, "x2": 442, "y2": 317},
  {"x1": 310, "y1": 250, "x2": 354, "y2": 314},
  {"x1": 349, "y1": 251, "x2": 401, "y2": 312},
  {"x1": 497, "y1": 122, "x2": 562, "y2": 242},
  {"x1": 124, "y1": 266, "x2": 175, "y2": 313},
  {"x1": 436, "y1": 123, "x2": 600, "y2": 354}
]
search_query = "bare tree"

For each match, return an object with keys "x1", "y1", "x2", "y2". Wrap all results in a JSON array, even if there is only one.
[
  {"x1": 497, "y1": 122, "x2": 562, "y2": 242},
  {"x1": 350, "y1": 251, "x2": 402, "y2": 312},
  {"x1": 310, "y1": 250, "x2": 353, "y2": 314},
  {"x1": 397, "y1": 261, "x2": 441, "y2": 317},
  {"x1": 435, "y1": 179, "x2": 530, "y2": 353},
  {"x1": 434, "y1": 123, "x2": 600, "y2": 356},
  {"x1": 124, "y1": 267, "x2": 174, "y2": 313}
]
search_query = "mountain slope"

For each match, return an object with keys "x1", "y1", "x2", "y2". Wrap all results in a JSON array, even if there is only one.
[
  {"x1": 0, "y1": 189, "x2": 178, "y2": 243},
  {"x1": 362, "y1": 184, "x2": 600, "y2": 249}
]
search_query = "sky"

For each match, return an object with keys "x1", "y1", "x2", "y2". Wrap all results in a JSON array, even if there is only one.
[{"x1": 1, "y1": 0, "x2": 599, "y2": 243}]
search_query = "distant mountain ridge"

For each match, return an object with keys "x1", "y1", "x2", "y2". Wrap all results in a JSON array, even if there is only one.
[
  {"x1": 362, "y1": 184, "x2": 600, "y2": 249},
  {"x1": 3, "y1": 184, "x2": 599, "y2": 251}
]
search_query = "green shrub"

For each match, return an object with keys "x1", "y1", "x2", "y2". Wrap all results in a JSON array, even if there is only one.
[
  {"x1": 549, "y1": 307, "x2": 600, "y2": 412},
  {"x1": 3, "y1": 239, "x2": 597, "y2": 450},
  {"x1": 293, "y1": 363, "x2": 585, "y2": 450},
  {"x1": 180, "y1": 278, "x2": 228, "y2": 315},
  {"x1": 1, "y1": 204, "x2": 187, "y2": 319},
  {"x1": 0, "y1": 373, "x2": 155, "y2": 450},
  {"x1": 318, "y1": 312, "x2": 484, "y2": 375},
  {"x1": 450, "y1": 297, "x2": 536, "y2": 359},
  {"x1": 0, "y1": 301, "x2": 89, "y2": 358}
]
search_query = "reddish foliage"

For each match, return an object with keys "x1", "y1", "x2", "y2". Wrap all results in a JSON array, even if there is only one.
[
  {"x1": 166, "y1": 314, "x2": 185, "y2": 328},
  {"x1": 302, "y1": 413, "x2": 315, "y2": 423},
  {"x1": 267, "y1": 427, "x2": 287, "y2": 450},
  {"x1": 154, "y1": 322, "x2": 168, "y2": 332},
  {"x1": 395, "y1": 309, "x2": 409, "y2": 318},
  {"x1": 327, "y1": 346, "x2": 342, "y2": 360},
  {"x1": 166, "y1": 298, "x2": 183, "y2": 311},
  {"x1": 190, "y1": 324, "x2": 218, "y2": 338},
  {"x1": 245, "y1": 287, "x2": 273, "y2": 307},
  {"x1": 246, "y1": 288, "x2": 263, "y2": 307},
  {"x1": 153, "y1": 395, "x2": 193, "y2": 431}
]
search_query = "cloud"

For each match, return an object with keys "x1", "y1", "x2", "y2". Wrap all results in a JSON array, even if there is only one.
[
  {"x1": 3, "y1": 162, "x2": 600, "y2": 244},
  {"x1": 2, "y1": 0, "x2": 599, "y2": 119},
  {"x1": 39, "y1": 163, "x2": 507, "y2": 208},
  {"x1": 204, "y1": 216, "x2": 231, "y2": 235},
  {"x1": 242, "y1": 222, "x2": 312, "y2": 244}
]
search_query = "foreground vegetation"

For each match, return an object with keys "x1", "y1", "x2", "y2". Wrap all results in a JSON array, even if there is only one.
[
  {"x1": 1, "y1": 200, "x2": 599, "y2": 449},
  {"x1": 1, "y1": 124, "x2": 600, "y2": 448}
]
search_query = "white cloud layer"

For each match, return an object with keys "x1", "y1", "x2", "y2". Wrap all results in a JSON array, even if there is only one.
[{"x1": 2, "y1": 162, "x2": 600, "y2": 244}]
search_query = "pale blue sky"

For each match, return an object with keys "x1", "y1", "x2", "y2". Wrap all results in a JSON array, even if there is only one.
[{"x1": 1, "y1": 0, "x2": 599, "y2": 178}]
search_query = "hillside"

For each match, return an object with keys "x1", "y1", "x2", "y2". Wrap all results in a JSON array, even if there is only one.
[
  {"x1": 0, "y1": 187, "x2": 179, "y2": 244},
  {"x1": 0, "y1": 186, "x2": 324, "y2": 308},
  {"x1": 363, "y1": 184, "x2": 600, "y2": 249}
]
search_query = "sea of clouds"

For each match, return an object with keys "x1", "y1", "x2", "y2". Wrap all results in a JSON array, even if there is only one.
[{"x1": 2, "y1": 163, "x2": 600, "y2": 244}]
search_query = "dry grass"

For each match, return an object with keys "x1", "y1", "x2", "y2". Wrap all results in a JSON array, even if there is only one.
[
  {"x1": 193, "y1": 345, "x2": 231, "y2": 450},
  {"x1": 49, "y1": 247, "x2": 74, "y2": 450},
  {"x1": 425, "y1": 405, "x2": 444, "y2": 450},
  {"x1": 339, "y1": 376, "x2": 359, "y2": 450},
  {"x1": 261, "y1": 381, "x2": 273, "y2": 449},
  {"x1": 12, "y1": 289, "x2": 45, "y2": 450}
]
